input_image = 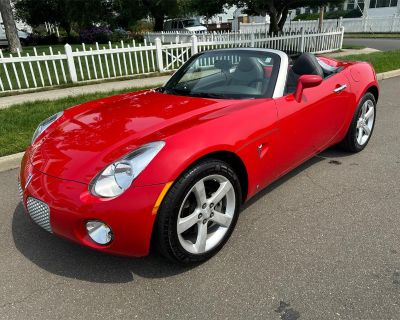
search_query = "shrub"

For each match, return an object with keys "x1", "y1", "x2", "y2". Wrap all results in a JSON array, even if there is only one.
[
  {"x1": 110, "y1": 28, "x2": 130, "y2": 42},
  {"x1": 25, "y1": 33, "x2": 60, "y2": 46},
  {"x1": 130, "y1": 20, "x2": 154, "y2": 33},
  {"x1": 132, "y1": 33, "x2": 144, "y2": 43},
  {"x1": 79, "y1": 27, "x2": 112, "y2": 44}
]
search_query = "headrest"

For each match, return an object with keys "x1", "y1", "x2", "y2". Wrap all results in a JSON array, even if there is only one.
[{"x1": 292, "y1": 53, "x2": 324, "y2": 77}]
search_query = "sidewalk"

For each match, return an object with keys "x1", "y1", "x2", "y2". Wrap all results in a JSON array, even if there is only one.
[
  {"x1": 0, "y1": 75, "x2": 171, "y2": 109},
  {"x1": 326, "y1": 47, "x2": 380, "y2": 58}
]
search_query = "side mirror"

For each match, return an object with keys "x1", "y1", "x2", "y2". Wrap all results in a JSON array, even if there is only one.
[{"x1": 294, "y1": 75, "x2": 323, "y2": 102}]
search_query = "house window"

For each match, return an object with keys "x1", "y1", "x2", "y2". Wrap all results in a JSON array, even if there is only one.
[
  {"x1": 377, "y1": 0, "x2": 390, "y2": 7},
  {"x1": 370, "y1": 0, "x2": 398, "y2": 7},
  {"x1": 348, "y1": 0, "x2": 356, "y2": 9},
  {"x1": 357, "y1": 0, "x2": 365, "y2": 10}
]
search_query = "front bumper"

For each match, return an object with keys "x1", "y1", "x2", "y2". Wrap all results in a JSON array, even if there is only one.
[{"x1": 19, "y1": 153, "x2": 166, "y2": 257}]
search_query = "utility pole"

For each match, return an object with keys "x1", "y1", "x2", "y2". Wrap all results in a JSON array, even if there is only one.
[{"x1": 0, "y1": 0, "x2": 22, "y2": 53}]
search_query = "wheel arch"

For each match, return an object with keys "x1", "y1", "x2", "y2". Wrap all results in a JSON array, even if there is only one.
[
  {"x1": 187, "y1": 151, "x2": 249, "y2": 204},
  {"x1": 366, "y1": 85, "x2": 379, "y2": 103}
]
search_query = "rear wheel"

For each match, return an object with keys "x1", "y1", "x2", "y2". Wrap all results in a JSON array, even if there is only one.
[
  {"x1": 154, "y1": 159, "x2": 242, "y2": 264},
  {"x1": 341, "y1": 92, "x2": 376, "y2": 152}
]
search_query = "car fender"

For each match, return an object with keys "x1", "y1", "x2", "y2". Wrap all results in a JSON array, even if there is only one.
[{"x1": 133, "y1": 98, "x2": 280, "y2": 201}]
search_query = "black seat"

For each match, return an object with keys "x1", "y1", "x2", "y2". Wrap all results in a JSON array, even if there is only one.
[
  {"x1": 230, "y1": 57, "x2": 264, "y2": 91},
  {"x1": 286, "y1": 53, "x2": 324, "y2": 94},
  {"x1": 292, "y1": 53, "x2": 324, "y2": 78}
]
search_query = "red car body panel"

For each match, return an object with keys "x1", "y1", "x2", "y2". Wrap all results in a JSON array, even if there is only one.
[{"x1": 19, "y1": 55, "x2": 379, "y2": 257}]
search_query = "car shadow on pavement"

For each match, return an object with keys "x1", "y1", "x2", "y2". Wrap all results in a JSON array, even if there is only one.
[
  {"x1": 12, "y1": 203, "x2": 194, "y2": 283},
  {"x1": 11, "y1": 146, "x2": 351, "y2": 284}
]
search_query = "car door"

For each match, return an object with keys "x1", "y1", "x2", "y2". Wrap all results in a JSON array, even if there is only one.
[
  {"x1": 309, "y1": 73, "x2": 352, "y2": 152},
  {"x1": 273, "y1": 73, "x2": 351, "y2": 176}
]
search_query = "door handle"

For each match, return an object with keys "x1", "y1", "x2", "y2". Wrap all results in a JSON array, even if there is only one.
[{"x1": 333, "y1": 84, "x2": 347, "y2": 93}]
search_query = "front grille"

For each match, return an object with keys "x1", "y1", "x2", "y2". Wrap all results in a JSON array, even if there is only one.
[
  {"x1": 26, "y1": 197, "x2": 52, "y2": 233},
  {"x1": 17, "y1": 180, "x2": 23, "y2": 202}
]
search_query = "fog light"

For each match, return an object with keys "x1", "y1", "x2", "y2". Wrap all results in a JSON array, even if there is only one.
[{"x1": 86, "y1": 220, "x2": 113, "y2": 245}]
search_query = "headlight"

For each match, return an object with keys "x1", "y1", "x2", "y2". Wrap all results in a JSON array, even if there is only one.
[
  {"x1": 90, "y1": 141, "x2": 165, "y2": 198},
  {"x1": 32, "y1": 111, "x2": 63, "y2": 143}
]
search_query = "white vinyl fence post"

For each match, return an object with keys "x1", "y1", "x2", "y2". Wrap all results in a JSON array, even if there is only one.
[
  {"x1": 391, "y1": 14, "x2": 397, "y2": 32},
  {"x1": 155, "y1": 38, "x2": 164, "y2": 72},
  {"x1": 363, "y1": 16, "x2": 368, "y2": 32},
  {"x1": 250, "y1": 32, "x2": 255, "y2": 47},
  {"x1": 64, "y1": 44, "x2": 77, "y2": 83},
  {"x1": 191, "y1": 35, "x2": 198, "y2": 55},
  {"x1": 339, "y1": 26, "x2": 345, "y2": 49},
  {"x1": 300, "y1": 27, "x2": 305, "y2": 52}
]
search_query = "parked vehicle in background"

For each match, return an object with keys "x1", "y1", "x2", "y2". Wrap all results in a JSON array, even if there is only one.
[
  {"x1": 163, "y1": 18, "x2": 207, "y2": 33},
  {"x1": 0, "y1": 23, "x2": 29, "y2": 46}
]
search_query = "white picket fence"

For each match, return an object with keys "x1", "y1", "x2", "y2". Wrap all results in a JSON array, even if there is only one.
[
  {"x1": 0, "y1": 28, "x2": 344, "y2": 93},
  {"x1": 145, "y1": 31, "x2": 256, "y2": 44},
  {"x1": 241, "y1": 15, "x2": 400, "y2": 33}
]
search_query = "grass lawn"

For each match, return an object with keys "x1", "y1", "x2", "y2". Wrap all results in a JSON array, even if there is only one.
[
  {"x1": 0, "y1": 87, "x2": 147, "y2": 157},
  {"x1": 342, "y1": 44, "x2": 367, "y2": 50},
  {"x1": 338, "y1": 49, "x2": 400, "y2": 73},
  {"x1": 2, "y1": 42, "x2": 146, "y2": 56},
  {"x1": 344, "y1": 33, "x2": 400, "y2": 39}
]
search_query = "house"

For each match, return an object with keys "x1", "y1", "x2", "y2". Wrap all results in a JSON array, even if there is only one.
[
  {"x1": 198, "y1": 5, "x2": 269, "y2": 32},
  {"x1": 292, "y1": 0, "x2": 400, "y2": 18}
]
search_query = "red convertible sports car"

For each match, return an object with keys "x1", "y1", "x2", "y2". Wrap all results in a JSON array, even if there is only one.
[{"x1": 19, "y1": 48, "x2": 378, "y2": 264}]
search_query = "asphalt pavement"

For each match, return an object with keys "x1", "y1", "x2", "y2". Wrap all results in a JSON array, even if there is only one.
[
  {"x1": 343, "y1": 37, "x2": 400, "y2": 51},
  {"x1": 1, "y1": 77, "x2": 400, "y2": 319}
]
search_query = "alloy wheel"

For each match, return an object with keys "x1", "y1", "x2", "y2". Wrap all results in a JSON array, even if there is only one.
[
  {"x1": 176, "y1": 174, "x2": 236, "y2": 255},
  {"x1": 356, "y1": 99, "x2": 375, "y2": 146}
]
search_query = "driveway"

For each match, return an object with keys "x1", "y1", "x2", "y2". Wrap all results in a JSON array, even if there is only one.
[
  {"x1": 343, "y1": 38, "x2": 400, "y2": 51},
  {"x1": 1, "y1": 77, "x2": 400, "y2": 319}
]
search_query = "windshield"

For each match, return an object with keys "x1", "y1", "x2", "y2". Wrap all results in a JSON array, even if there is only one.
[
  {"x1": 161, "y1": 50, "x2": 281, "y2": 99},
  {"x1": 182, "y1": 19, "x2": 202, "y2": 27}
]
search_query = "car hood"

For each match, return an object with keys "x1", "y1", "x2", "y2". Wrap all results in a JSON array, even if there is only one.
[{"x1": 29, "y1": 90, "x2": 237, "y2": 184}]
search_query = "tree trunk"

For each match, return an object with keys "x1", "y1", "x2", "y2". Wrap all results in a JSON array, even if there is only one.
[
  {"x1": 319, "y1": 6, "x2": 325, "y2": 31},
  {"x1": 61, "y1": 21, "x2": 72, "y2": 38},
  {"x1": 0, "y1": 0, "x2": 22, "y2": 53},
  {"x1": 268, "y1": 7, "x2": 279, "y2": 35},
  {"x1": 153, "y1": 14, "x2": 164, "y2": 31},
  {"x1": 278, "y1": 6, "x2": 289, "y2": 32}
]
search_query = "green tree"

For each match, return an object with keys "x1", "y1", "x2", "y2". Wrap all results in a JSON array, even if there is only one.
[
  {"x1": 112, "y1": 0, "x2": 148, "y2": 28},
  {"x1": 14, "y1": 0, "x2": 113, "y2": 36},
  {"x1": 183, "y1": 0, "x2": 227, "y2": 25},
  {"x1": 141, "y1": 0, "x2": 180, "y2": 31}
]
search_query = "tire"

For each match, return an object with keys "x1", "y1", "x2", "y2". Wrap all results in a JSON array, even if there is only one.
[
  {"x1": 340, "y1": 92, "x2": 376, "y2": 153},
  {"x1": 154, "y1": 159, "x2": 242, "y2": 265}
]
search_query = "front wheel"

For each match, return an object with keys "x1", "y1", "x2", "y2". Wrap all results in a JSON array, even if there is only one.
[
  {"x1": 341, "y1": 92, "x2": 376, "y2": 152},
  {"x1": 154, "y1": 159, "x2": 242, "y2": 264}
]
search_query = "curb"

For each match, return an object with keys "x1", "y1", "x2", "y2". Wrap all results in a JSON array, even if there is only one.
[
  {"x1": 1, "y1": 69, "x2": 400, "y2": 173},
  {"x1": 0, "y1": 152, "x2": 24, "y2": 173},
  {"x1": 376, "y1": 69, "x2": 400, "y2": 81}
]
